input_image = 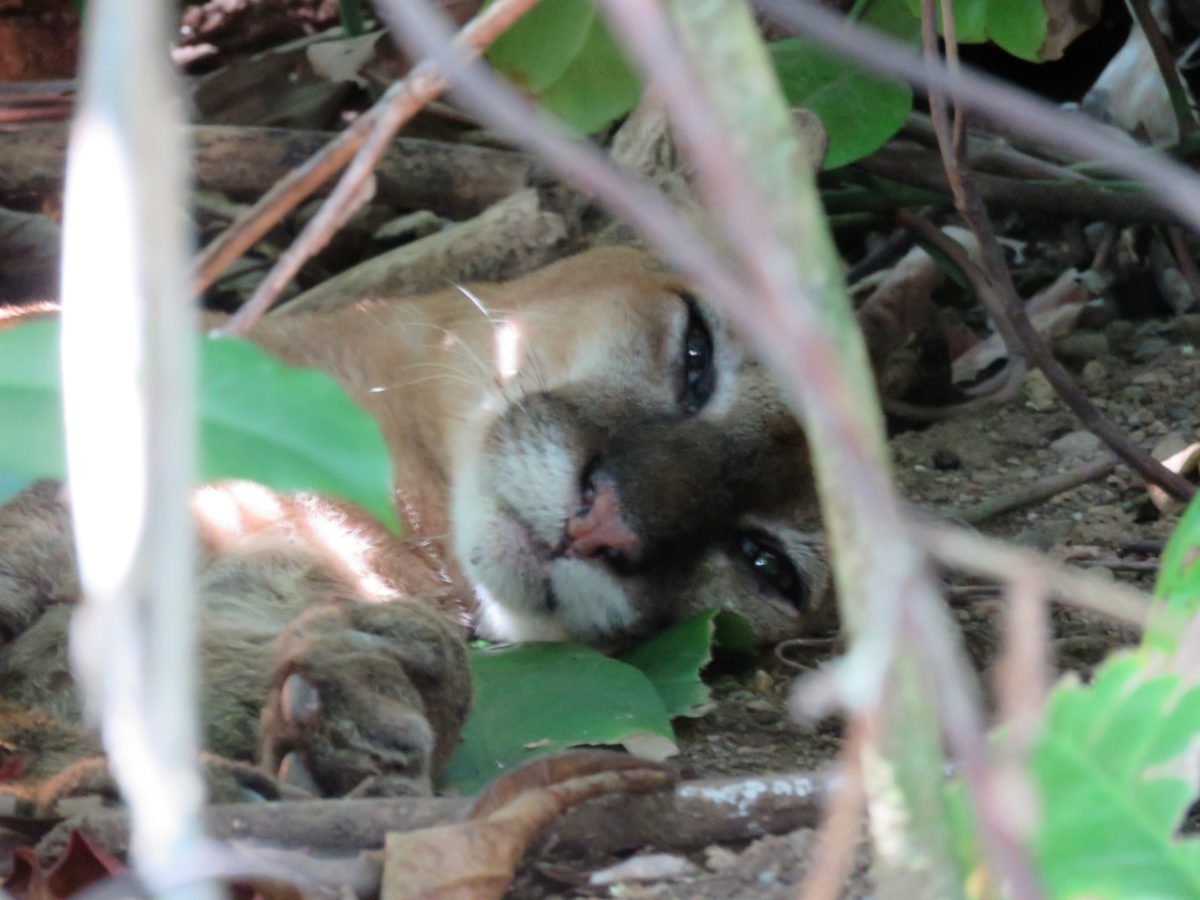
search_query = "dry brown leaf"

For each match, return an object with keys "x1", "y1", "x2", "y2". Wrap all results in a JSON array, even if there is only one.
[
  {"x1": 1040, "y1": 0, "x2": 1102, "y2": 61},
  {"x1": 1147, "y1": 442, "x2": 1200, "y2": 515},
  {"x1": 380, "y1": 751, "x2": 672, "y2": 900}
]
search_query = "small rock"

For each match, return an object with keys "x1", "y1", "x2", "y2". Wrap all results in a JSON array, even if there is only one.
[
  {"x1": 1024, "y1": 369, "x2": 1058, "y2": 412},
  {"x1": 1133, "y1": 336, "x2": 1171, "y2": 362},
  {"x1": 1153, "y1": 433, "x2": 1189, "y2": 461},
  {"x1": 1172, "y1": 313, "x2": 1200, "y2": 343},
  {"x1": 1169, "y1": 405, "x2": 1193, "y2": 423},
  {"x1": 1050, "y1": 430, "x2": 1103, "y2": 456},
  {"x1": 1055, "y1": 330, "x2": 1108, "y2": 365},
  {"x1": 1077, "y1": 296, "x2": 1119, "y2": 330},
  {"x1": 753, "y1": 669, "x2": 774, "y2": 693},
  {"x1": 1013, "y1": 529, "x2": 1055, "y2": 553},
  {"x1": 931, "y1": 448, "x2": 961, "y2": 470},
  {"x1": 1080, "y1": 359, "x2": 1107, "y2": 389},
  {"x1": 1105, "y1": 319, "x2": 1136, "y2": 355}
]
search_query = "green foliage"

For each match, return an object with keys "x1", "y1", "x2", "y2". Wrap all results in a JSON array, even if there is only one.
[
  {"x1": 338, "y1": 0, "x2": 366, "y2": 37},
  {"x1": 769, "y1": 39, "x2": 912, "y2": 169},
  {"x1": 905, "y1": 0, "x2": 1048, "y2": 61},
  {"x1": 439, "y1": 642, "x2": 675, "y2": 793},
  {"x1": 485, "y1": 0, "x2": 641, "y2": 134},
  {"x1": 1148, "y1": 492, "x2": 1200, "y2": 651},
  {"x1": 1031, "y1": 654, "x2": 1200, "y2": 898},
  {"x1": 0, "y1": 318, "x2": 396, "y2": 529},
  {"x1": 485, "y1": 0, "x2": 910, "y2": 163},
  {"x1": 0, "y1": 320, "x2": 67, "y2": 503},
  {"x1": 441, "y1": 609, "x2": 742, "y2": 793}
]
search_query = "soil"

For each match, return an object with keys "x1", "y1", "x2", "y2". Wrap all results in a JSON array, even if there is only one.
[{"x1": 509, "y1": 319, "x2": 1200, "y2": 897}]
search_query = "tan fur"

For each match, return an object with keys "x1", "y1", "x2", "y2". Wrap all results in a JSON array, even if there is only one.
[{"x1": 0, "y1": 246, "x2": 830, "y2": 807}]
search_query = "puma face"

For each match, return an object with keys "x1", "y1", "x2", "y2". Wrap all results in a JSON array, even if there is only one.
[{"x1": 447, "y1": 247, "x2": 830, "y2": 646}]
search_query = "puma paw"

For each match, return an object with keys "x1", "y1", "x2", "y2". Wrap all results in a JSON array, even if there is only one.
[{"x1": 259, "y1": 600, "x2": 471, "y2": 798}]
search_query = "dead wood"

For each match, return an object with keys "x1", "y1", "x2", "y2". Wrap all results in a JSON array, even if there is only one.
[
  {"x1": 35, "y1": 770, "x2": 831, "y2": 868},
  {"x1": 278, "y1": 187, "x2": 575, "y2": 312},
  {"x1": 0, "y1": 124, "x2": 535, "y2": 219}
]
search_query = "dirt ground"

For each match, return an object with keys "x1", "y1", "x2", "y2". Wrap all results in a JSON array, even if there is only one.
[{"x1": 510, "y1": 314, "x2": 1197, "y2": 897}]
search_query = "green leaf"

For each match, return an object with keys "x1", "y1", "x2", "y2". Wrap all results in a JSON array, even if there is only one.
[
  {"x1": 769, "y1": 39, "x2": 912, "y2": 169},
  {"x1": 337, "y1": 0, "x2": 365, "y2": 36},
  {"x1": 620, "y1": 609, "x2": 718, "y2": 717},
  {"x1": 1151, "y1": 492, "x2": 1200, "y2": 652},
  {"x1": 0, "y1": 320, "x2": 68, "y2": 486},
  {"x1": 485, "y1": 0, "x2": 598, "y2": 93},
  {"x1": 0, "y1": 318, "x2": 396, "y2": 529},
  {"x1": 199, "y1": 337, "x2": 396, "y2": 529},
  {"x1": 854, "y1": 0, "x2": 922, "y2": 43},
  {"x1": 1032, "y1": 653, "x2": 1200, "y2": 898},
  {"x1": 905, "y1": 0, "x2": 1047, "y2": 61},
  {"x1": 439, "y1": 643, "x2": 675, "y2": 793},
  {"x1": 486, "y1": 0, "x2": 641, "y2": 134}
]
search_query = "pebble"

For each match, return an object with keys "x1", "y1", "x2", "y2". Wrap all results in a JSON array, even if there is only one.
[
  {"x1": 1050, "y1": 430, "x2": 1103, "y2": 456},
  {"x1": 1056, "y1": 330, "x2": 1109, "y2": 364},
  {"x1": 753, "y1": 669, "x2": 774, "y2": 693},
  {"x1": 1081, "y1": 359, "x2": 1107, "y2": 389},
  {"x1": 1077, "y1": 296, "x2": 1119, "y2": 330},
  {"x1": 1153, "y1": 433, "x2": 1189, "y2": 461},
  {"x1": 1105, "y1": 319, "x2": 1136, "y2": 355},
  {"x1": 1024, "y1": 370, "x2": 1058, "y2": 412},
  {"x1": 1133, "y1": 336, "x2": 1171, "y2": 362},
  {"x1": 1169, "y1": 406, "x2": 1193, "y2": 423},
  {"x1": 1172, "y1": 313, "x2": 1200, "y2": 343}
]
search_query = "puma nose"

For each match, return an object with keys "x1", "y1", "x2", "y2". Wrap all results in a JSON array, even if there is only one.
[{"x1": 562, "y1": 476, "x2": 641, "y2": 561}]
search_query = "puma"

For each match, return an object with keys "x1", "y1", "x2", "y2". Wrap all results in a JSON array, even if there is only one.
[{"x1": 0, "y1": 245, "x2": 834, "y2": 806}]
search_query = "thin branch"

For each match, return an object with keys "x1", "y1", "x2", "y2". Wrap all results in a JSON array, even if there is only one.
[
  {"x1": 753, "y1": 0, "x2": 1200, "y2": 235},
  {"x1": 192, "y1": 0, "x2": 542, "y2": 299},
  {"x1": 60, "y1": 0, "x2": 212, "y2": 892},
  {"x1": 898, "y1": 210, "x2": 1193, "y2": 500},
  {"x1": 1127, "y1": 0, "x2": 1197, "y2": 143},
  {"x1": 952, "y1": 456, "x2": 1118, "y2": 525},
  {"x1": 919, "y1": 524, "x2": 1151, "y2": 628}
]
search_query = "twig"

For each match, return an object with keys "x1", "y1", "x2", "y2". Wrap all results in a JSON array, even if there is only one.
[
  {"x1": 60, "y1": 0, "x2": 212, "y2": 893},
  {"x1": 1127, "y1": 0, "x2": 1197, "y2": 143},
  {"x1": 899, "y1": 210, "x2": 1193, "y2": 500},
  {"x1": 858, "y1": 144, "x2": 1182, "y2": 224},
  {"x1": 799, "y1": 718, "x2": 867, "y2": 900},
  {"x1": 192, "y1": 0, "x2": 542, "y2": 299},
  {"x1": 219, "y1": 0, "x2": 545, "y2": 336},
  {"x1": 919, "y1": 524, "x2": 1151, "y2": 627},
  {"x1": 39, "y1": 770, "x2": 833, "y2": 866},
  {"x1": 753, "y1": 0, "x2": 1200, "y2": 234},
  {"x1": 952, "y1": 456, "x2": 1118, "y2": 525}
]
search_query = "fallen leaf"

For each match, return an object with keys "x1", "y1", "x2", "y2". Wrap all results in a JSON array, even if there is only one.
[{"x1": 381, "y1": 751, "x2": 672, "y2": 900}]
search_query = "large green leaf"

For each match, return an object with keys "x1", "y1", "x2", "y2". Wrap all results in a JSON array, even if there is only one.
[
  {"x1": 485, "y1": 0, "x2": 641, "y2": 134},
  {"x1": 620, "y1": 609, "x2": 719, "y2": 717},
  {"x1": 0, "y1": 320, "x2": 67, "y2": 494},
  {"x1": 1150, "y1": 492, "x2": 1200, "y2": 653},
  {"x1": 439, "y1": 642, "x2": 675, "y2": 793},
  {"x1": 1032, "y1": 654, "x2": 1200, "y2": 898},
  {"x1": 906, "y1": 0, "x2": 1047, "y2": 61},
  {"x1": 769, "y1": 39, "x2": 912, "y2": 169},
  {"x1": 0, "y1": 318, "x2": 395, "y2": 529},
  {"x1": 485, "y1": 0, "x2": 597, "y2": 93}
]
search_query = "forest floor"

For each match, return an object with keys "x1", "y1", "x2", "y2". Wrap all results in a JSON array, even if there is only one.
[{"x1": 513, "y1": 314, "x2": 1194, "y2": 897}]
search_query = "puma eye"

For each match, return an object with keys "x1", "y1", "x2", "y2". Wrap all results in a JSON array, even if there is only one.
[
  {"x1": 679, "y1": 293, "x2": 715, "y2": 414},
  {"x1": 738, "y1": 533, "x2": 807, "y2": 609}
]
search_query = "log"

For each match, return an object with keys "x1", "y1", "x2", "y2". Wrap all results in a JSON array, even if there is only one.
[{"x1": 0, "y1": 125, "x2": 535, "y2": 219}]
